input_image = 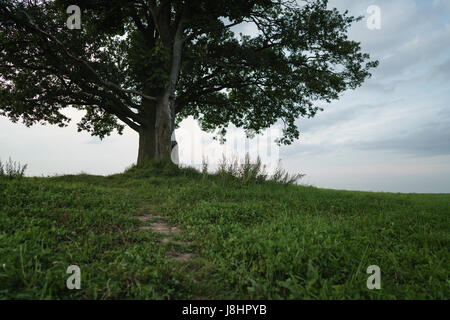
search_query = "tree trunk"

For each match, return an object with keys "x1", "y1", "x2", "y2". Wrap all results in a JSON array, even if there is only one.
[
  {"x1": 154, "y1": 93, "x2": 173, "y2": 160},
  {"x1": 136, "y1": 94, "x2": 174, "y2": 166},
  {"x1": 137, "y1": 95, "x2": 158, "y2": 166},
  {"x1": 137, "y1": 125, "x2": 156, "y2": 166},
  {"x1": 136, "y1": 19, "x2": 184, "y2": 166}
]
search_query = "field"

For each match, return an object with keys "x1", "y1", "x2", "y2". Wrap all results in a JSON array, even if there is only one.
[{"x1": 0, "y1": 161, "x2": 448, "y2": 299}]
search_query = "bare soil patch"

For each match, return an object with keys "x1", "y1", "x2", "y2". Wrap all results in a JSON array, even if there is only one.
[
  {"x1": 169, "y1": 252, "x2": 193, "y2": 262},
  {"x1": 136, "y1": 212, "x2": 192, "y2": 262}
]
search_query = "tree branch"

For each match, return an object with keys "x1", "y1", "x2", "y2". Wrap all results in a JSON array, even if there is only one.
[{"x1": 16, "y1": 8, "x2": 158, "y2": 103}]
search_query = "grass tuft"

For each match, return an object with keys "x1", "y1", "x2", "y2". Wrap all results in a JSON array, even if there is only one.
[{"x1": 0, "y1": 157, "x2": 28, "y2": 179}]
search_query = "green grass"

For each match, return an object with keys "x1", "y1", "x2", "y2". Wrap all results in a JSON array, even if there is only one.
[{"x1": 0, "y1": 161, "x2": 448, "y2": 299}]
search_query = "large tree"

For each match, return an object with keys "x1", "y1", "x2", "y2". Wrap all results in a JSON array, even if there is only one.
[{"x1": 0, "y1": 0, "x2": 378, "y2": 165}]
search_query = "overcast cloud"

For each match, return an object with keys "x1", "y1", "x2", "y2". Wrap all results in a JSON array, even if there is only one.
[{"x1": 1, "y1": 0, "x2": 449, "y2": 193}]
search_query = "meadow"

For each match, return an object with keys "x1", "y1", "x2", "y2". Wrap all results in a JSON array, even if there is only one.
[{"x1": 0, "y1": 161, "x2": 448, "y2": 299}]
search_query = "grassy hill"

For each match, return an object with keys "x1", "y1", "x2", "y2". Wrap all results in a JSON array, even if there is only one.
[{"x1": 0, "y1": 161, "x2": 448, "y2": 299}]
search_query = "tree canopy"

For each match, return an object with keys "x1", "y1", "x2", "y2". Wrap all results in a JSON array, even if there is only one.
[{"x1": 0, "y1": 0, "x2": 378, "y2": 163}]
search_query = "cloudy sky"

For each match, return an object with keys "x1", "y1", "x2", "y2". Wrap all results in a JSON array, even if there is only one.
[{"x1": 1, "y1": 0, "x2": 449, "y2": 193}]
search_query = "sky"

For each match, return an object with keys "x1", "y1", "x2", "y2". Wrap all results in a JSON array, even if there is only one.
[{"x1": 0, "y1": 0, "x2": 449, "y2": 193}]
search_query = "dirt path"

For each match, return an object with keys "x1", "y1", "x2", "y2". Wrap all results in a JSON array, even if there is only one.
[{"x1": 136, "y1": 211, "x2": 193, "y2": 262}]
